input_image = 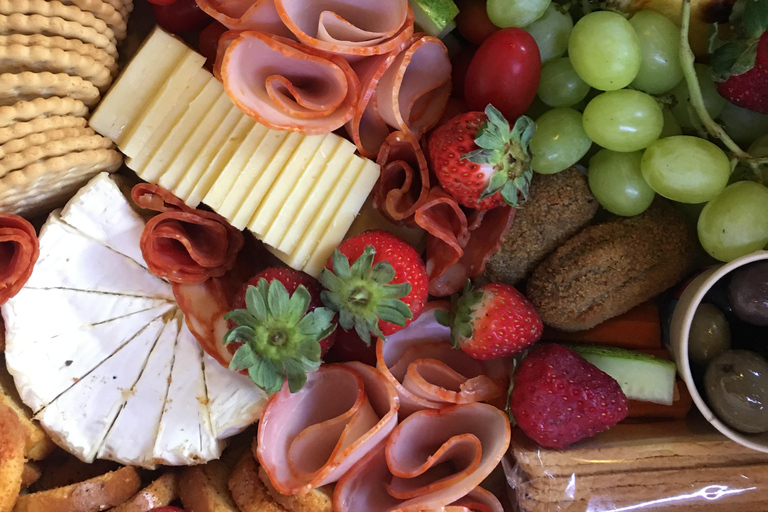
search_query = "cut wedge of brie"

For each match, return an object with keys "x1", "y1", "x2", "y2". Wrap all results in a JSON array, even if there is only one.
[{"x1": 2, "y1": 173, "x2": 267, "y2": 468}]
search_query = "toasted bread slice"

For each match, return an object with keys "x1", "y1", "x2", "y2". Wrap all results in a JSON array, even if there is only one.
[
  {"x1": 20, "y1": 462, "x2": 41, "y2": 490},
  {"x1": 111, "y1": 472, "x2": 179, "y2": 512},
  {"x1": 229, "y1": 452, "x2": 286, "y2": 512},
  {"x1": 179, "y1": 461, "x2": 239, "y2": 512},
  {"x1": 12, "y1": 466, "x2": 141, "y2": 512},
  {"x1": 257, "y1": 466, "x2": 332, "y2": 512},
  {"x1": 0, "y1": 402, "x2": 25, "y2": 512}
]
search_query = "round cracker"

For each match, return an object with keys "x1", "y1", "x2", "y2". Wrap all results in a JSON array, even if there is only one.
[
  {"x1": 0, "y1": 0, "x2": 114, "y2": 40},
  {"x1": 0, "y1": 115, "x2": 86, "y2": 145},
  {"x1": 0, "y1": 130, "x2": 111, "y2": 175},
  {"x1": 0, "y1": 44, "x2": 112, "y2": 90},
  {"x1": 0, "y1": 34, "x2": 117, "y2": 74},
  {"x1": 0, "y1": 148, "x2": 122, "y2": 217},
  {"x1": 0, "y1": 125, "x2": 94, "y2": 158},
  {"x1": 0, "y1": 13, "x2": 118, "y2": 58},
  {"x1": 0, "y1": 71, "x2": 100, "y2": 107},
  {"x1": 57, "y1": 0, "x2": 126, "y2": 40},
  {"x1": 0, "y1": 97, "x2": 88, "y2": 127}
]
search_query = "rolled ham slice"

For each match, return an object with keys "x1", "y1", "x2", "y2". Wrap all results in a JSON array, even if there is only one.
[
  {"x1": 195, "y1": 0, "x2": 293, "y2": 37},
  {"x1": 373, "y1": 131, "x2": 430, "y2": 224},
  {"x1": 132, "y1": 185, "x2": 244, "y2": 285},
  {"x1": 220, "y1": 31, "x2": 360, "y2": 134},
  {"x1": 274, "y1": 0, "x2": 414, "y2": 56},
  {"x1": 0, "y1": 214, "x2": 38, "y2": 305},
  {"x1": 376, "y1": 304, "x2": 506, "y2": 417},
  {"x1": 257, "y1": 362, "x2": 399, "y2": 495},
  {"x1": 333, "y1": 403, "x2": 509, "y2": 512}
]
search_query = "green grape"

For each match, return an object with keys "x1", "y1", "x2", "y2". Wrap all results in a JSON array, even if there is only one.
[
  {"x1": 660, "y1": 108, "x2": 682, "y2": 138},
  {"x1": 750, "y1": 134, "x2": 768, "y2": 157},
  {"x1": 568, "y1": 11, "x2": 641, "y2": 91},
  {"x1": 582, "y1": 90, "x2": 663, "y2": 152},
  {"x1": 640, "y1": 136, "x2": 730, "y2": 203},
  {"x1": 671, "y1": 63, "x2": 727, "y2": 128},
  {"x1": 523, "y1": 3, "x2": 573, "y2": 63},
  {"x1": 720, "y1": 102, "x2": 768, "y2": 148},
  {"x1": 629, "y1": 11, "x2": 683, "y2": 94},
  {"x1": 588, "y1": 149, "x2": 655, "y2": 216},
  {"x1": 537, "y1": 58, "x2": 591, "y2": 107},
  {"x1": 530, "y1": 108, "x2": 592, "y2": 174},
  {"x1": 698, "y1": 182, "x2": 768, "y2": 262},
  {"x1": 487, "y1": 0, "x2": 550, "y2": 28}
]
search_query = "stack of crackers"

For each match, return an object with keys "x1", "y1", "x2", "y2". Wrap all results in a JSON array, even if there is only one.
[
  {"x1": 0, "y1": 0, "x2": 131, "y2": 217},
  {"x1": 510, "y1": 419, "x2": 768, "y2": 511}
]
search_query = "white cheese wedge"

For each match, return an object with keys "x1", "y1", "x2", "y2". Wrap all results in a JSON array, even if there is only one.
[
  {"x1": 89, "y1": 27, "x2": 191, "y2": 143},
  {"x1": 25, "y1": 213, "x2": 173, "y2": 300},
  {"x1": 7, "y1": 306, "x2": 173, "y2": 413},
  {"x1": 119, "y1": 51, "x2": 206, "y2": 159},
  {"x1": 262, "y1": 134, "x2": 345, "y2": 248},
  {"x1": 35, "y1": 317, "x2": 167, "y2": 462},
  {"x1": 275, "y1": 138, "x2": 356, "y2": 254},
  {"x1": 98, "y1": 315, "x2": 180, "y2": 467},
  {"x1": 59, "y1": 173, "x2": 147, "y2": 267},
  {"x1": 202, "y1": 351, "x2": 266, "y2": 439},
  {"x1": 153, "y1": 323, "x2": 221, "y2": 465}
]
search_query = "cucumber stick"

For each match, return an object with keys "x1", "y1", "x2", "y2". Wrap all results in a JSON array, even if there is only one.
[
  {"x1": 567, "y1": 345, "x2": 677, "y2": 405},
  {"x1": 410, "y1": 0, "x2": 459, "y2": 37}
]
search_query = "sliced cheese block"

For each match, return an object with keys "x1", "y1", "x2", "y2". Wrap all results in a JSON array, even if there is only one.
[
  {"x1": 140, "y1": 77, "x2": 222, "y2": 186},
  {"x1": 185, "y1": 114, "x2": 256, "y2": 208},
  {"x1": 216, "y1": 128, "x2": 290, "y2": 226},
  {"x1": 153, "y1": 324, "x2": 221, "y2": 465},
  {"x1": 262, "y1": 134, "x2": 345, "y2": 247},
  {"x1": 125, "y1": 68, "x2": 211, "y2": 176},
  {"x1": 7, "y1": 306, "x2": 173, "y2": 414},
  {"x1": 35, "y1": 318, "x2": 167, "y2": 462},
  {"x1": 98, "y1": 316, "x2": 180, "y2": 467},
  {"x1": 59, "y1": 173, "x2": 147, "y2": 267},
  {"x1": 275, "y1": 138, "x2": 356, "y2": 254},
  {"x1": 25, "y1": 214, "x2": 173, "y2": 300},
  {"x1": 119, "y1": 51, "x2": 207, "y2": 159},
  {"x1": 90, "y1": 27, "x2": 190, "y2": 143}
]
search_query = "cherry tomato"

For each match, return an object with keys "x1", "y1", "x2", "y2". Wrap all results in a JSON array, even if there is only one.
[
  {"x1": 450, "y1": 45, "x2": 476, "y2": 100},
  {"x1": 455, "y1": 0, "x2": 499, "y2": 45},
  {"x1": 323, "y1": 329, "x2": 377, "y2": 367},
  {"x1": 464, "y1": 28, "x2": 541, "y2": 122},
  {"x1": 147, "y1": 0, "x2": 177, "y2": 7},
  {"x1": 152, "y1": 0, "x2": 212, "y2": 34},
  {"x1": 198, "y1": 21, "x2": 228, "y2": 69}
]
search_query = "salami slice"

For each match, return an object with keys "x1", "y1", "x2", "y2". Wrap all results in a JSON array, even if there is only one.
[{"x1": 0, "y1": 213, "x2": 38, "y2": 305}]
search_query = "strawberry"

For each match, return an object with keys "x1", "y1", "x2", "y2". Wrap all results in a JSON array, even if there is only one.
[
  {"x1": 510, "y1": 344, "x2": 629, "y2": 449},
  {"x1": 320, "y1": 230, "x2": 429, "y2": 345},
  {"x1": 224, "y1": 268, "x2": 336, "y2": 394},
  {"x1": 436, "y1": 281, "x2": 543, "y2": 360},
  {"x1": 710, "y1": 1, "x2": 768, "y2": 114},
  {"x1": 428, "y1": 104, "x2": 535, "y2": 210}
]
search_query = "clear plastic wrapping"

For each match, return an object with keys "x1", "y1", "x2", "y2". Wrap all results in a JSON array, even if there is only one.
[{"x1": 503, "y1": 415, "x2": 768, "y2": 511}]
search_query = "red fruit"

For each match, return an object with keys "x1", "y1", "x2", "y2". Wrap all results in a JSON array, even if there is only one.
[
  {"x1": 320, "y1": 230, "x2": 428, "y2": 344},
  {"x1": 437, "y1": 282, "x2": 542, "y2": 360},
  {"x1": 198, "y1": 21, "x2": 228, "y2": 70},
  {"x1": 231, "y1": 267, "x2": 336, "y2": 355},
  {"x1": 510, "y1": 344, "x2": 629, "y2": 449},
  {"x1": 322, "y1": 328, "x2": 378, "y2": 367},
  {"x1": 428, "y1": 105, "x2": 535, "y2": 210},
  {"x1": 456, "y1": 0, "x2": 499, "y2": 45},
  {"x1": 149, "y1": 508, "x2": 185, "y2": 512},
  {"x1": 716, "y1": 32, "x2": 768, "y2": 115},
  {"x1": 152, "y1": 0, "x2": 212, "y2": 34},
  {"x1": 464, "y1": 28, "x2": 541, "y2": 122},
  {"x1": 450, "y1": 45, "x2": 477, "y2": 100}
]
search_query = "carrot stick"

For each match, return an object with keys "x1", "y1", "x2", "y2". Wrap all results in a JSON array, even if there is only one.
[{"x1": 626, "y1": 380, "x2": 693, "y2": 420}]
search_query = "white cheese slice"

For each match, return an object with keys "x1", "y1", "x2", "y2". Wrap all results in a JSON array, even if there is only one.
[
  {"x1": 98, "y1": 314, "x2": 180, "y2": 467},
  {"x1": 153, "y1": 323, "x2": 221, "y2": 465},
  {"x1": 59, "y1": 173, "x2": 147, "y2": 267},
  {"x1": 2, "y1": 287, "x2": 170, "y2": 343},
  {"x1": 35, "y1": 317, "x2": 167, "y2": 462},
  {"x1": 7, "y1": 305, "x2": 173, "y2": 413},
  {"x1": 25, "y1": 213, "x2": 173, "y2": 300},
  {"x1": 202, "y1": 351, "x2": 266, "y2": 439}
]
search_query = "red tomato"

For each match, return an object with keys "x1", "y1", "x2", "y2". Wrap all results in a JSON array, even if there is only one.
[
  {"x1": 147, "y1": 0, "x2": 177, "y2": 6},
  {"x1": 198, "y1": 21, "x2": 228, "y2": 69},
  {"x1": 152, "y1": 0, "x2": 212, "y2": 34},
  {"x1": 450, "y1": 45, "x2": 476, "y2": 100},
  {"x1": 464, "y1": 28, "x2": 541, "y2": 122},
  {"x1": 455, "y1": 0, "x2": 499, "y2": 45}
]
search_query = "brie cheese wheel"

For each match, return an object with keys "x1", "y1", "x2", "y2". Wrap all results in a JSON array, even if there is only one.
[{"x1": 3, "y1": 173, "x2": 267, "y2": 468}]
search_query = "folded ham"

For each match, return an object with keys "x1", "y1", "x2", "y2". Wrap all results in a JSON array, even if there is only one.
[
  {"x1": 347, "y1": 35, "x2": 451, "y2": 158},
  {"x1": 333, "y1": 403, "x2": 510, "y2": 512},
  {"x1": 0, "y1": 214, "x2": 38, "y2": 305},
  {"x1": 195, "y1": 0, "x2": 294, "y2": 37},
  {"x1": 257, "y1": 362, "x2": 399, "y2": 495},
  {"x1": 219, "y1": 31, "x2": 360, "y2": 134},
  {"x1": 376, "y1": 304, "x2": 507, "y2": 417},
  {"x1": 132, "y1": 184, "x2": 244, "y2": 285},
  {"x1": 274, "y1": 0, "x2": 414, "y2": 56},
  {"x1": 372, "y1": 131, "x2": 430, "y2": 224}
]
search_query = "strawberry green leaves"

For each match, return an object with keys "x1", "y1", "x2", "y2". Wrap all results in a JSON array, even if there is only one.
[
  {"x1": 435, "y1": 280, "x2": 483, "y2": 348},
  {"x1": 710, "y1": 0, "x2": 768, "y2": 81},
  {"x1": 224, "y1": 278, "x2": 335, "y2": 394}
]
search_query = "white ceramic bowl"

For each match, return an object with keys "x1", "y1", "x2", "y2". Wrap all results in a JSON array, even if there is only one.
[{"x1": 670, "y1": 250, "x2": 768, "y2": 452}]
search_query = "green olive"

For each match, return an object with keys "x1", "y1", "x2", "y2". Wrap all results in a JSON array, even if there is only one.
[
  {"x1": 705, "y1": 350, "x2": 768, "y2": 433},
  {"x1": 688, "y1": 303, "x2": 731, "y2": 367}
]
